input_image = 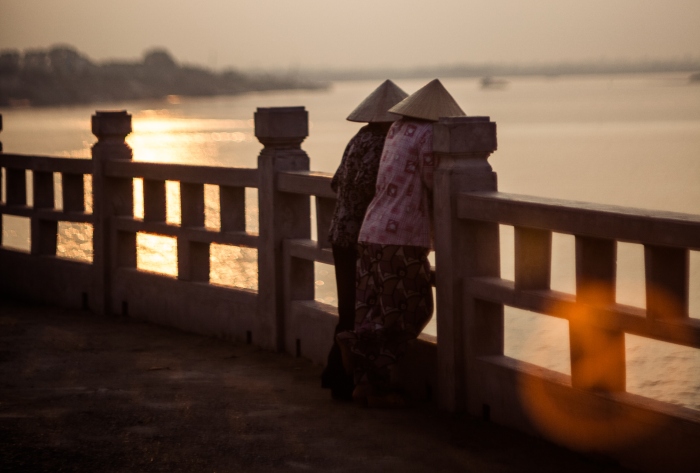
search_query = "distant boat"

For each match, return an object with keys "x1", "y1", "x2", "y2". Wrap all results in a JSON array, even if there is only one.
[
  {"x1": 690, "y1": 72, "x2": 700, "y2": 83},
  {"x1": 480, "y1": 76, "x2": 508, "y2": 89}
]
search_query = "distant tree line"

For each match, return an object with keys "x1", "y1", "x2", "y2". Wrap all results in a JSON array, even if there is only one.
[
  {"x1": 0, "y1": 45, "x2": 327, "y2": 107},
  {"x1": 2, "y1": 45, "x2": 698, "y2": 107}
]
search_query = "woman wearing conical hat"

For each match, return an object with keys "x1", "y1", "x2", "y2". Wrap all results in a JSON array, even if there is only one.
[
  {"x1": 337, "y1": 79, "x2": 466, "y2": 406},
  {"x1": 321, "y1": 80, "x2": 408, "y2": 400}
]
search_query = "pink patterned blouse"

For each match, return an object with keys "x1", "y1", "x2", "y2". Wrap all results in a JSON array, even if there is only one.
[{"x1": 358, "y1": 118, "x2": 436, "y2": 249}]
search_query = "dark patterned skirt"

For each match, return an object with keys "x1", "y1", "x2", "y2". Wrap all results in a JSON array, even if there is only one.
[{"x1": 337, "y1": 243, "x2": 433, "y2": 387}]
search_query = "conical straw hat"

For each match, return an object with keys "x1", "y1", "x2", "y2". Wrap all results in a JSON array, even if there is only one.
[
  {"x1": 346, "y1": 80, "x2": 408, "y2": 123},
  {"x1": 388, "y1": 79, "x2": 465, "y2": 122}
]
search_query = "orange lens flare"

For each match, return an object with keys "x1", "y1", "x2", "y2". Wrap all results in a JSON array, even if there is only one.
[{"x1": 515, "y1": 282, "x2": 697, "y2": 451}]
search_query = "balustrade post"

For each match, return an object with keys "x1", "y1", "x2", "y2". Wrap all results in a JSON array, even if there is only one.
[
  {"x1": 433, "y1": 116, "x2": 500, "y2": 413},
  {"x1": 255, "y1": 107, "x2": 311, "y2": 351},
  {"x1": 91, "y1": 111, "x2": 133, "y2": 315}
]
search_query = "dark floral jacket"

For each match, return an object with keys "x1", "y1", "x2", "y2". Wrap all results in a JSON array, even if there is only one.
[{"x1": 328, "y1": 125, "x2": 389, "y2": 247}]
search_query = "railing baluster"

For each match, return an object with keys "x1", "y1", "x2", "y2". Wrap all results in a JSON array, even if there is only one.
[
  {"x1": 314, "y1": 196, "x2": 334, "y2": 249},
  {"x1": 6, "y1": 168, "x2": 26, "y2": 206},
  {"x1": 180, "y1": 182, "x2": 205, "y2": 227},
  {"x1": 177, "y1": 238, "x2": 210, "y2": 282},
  {"x1": 117, "y1": 230, "x2": 137, "y2": 268},
  {"x1": 143, "y1": 179, "x2": 166, "y2": 222},
  {"x1": 113, "y1": 176, "x2": 136, "y2": 269},
  {"x1": 575, "y1": 236, "x2": 616, "y2": 303},
  {"x1": 514, "y1": 227, "x2": 552, "y2": 290},
  {"x1": 463, "y1": 219, "x2": 503, "y2": 359},
  {"x1": 219, "y1": 185, "x2": 245, "y2": 232},
  {"x1": 62, "y1": 172, "x2": 85, "y2": 212},
  {"x1": 572, "y1": 236, "x2": 624, "y2": 392},
  {"x1": 33, "y1": 171, "x2": 54, "y2": 209},
  {"x1": 178, "y1": 182, "x2": 209, "y2": 282},
  {"x1": 645, "y1": 245, "x2": 689, "y2": 321},
  {"x1": 288, "y1": 255, "x2": 315, "y2": 301},
  {"x1": 31, "y1": 170, "x2": 57, "y2": 255}
]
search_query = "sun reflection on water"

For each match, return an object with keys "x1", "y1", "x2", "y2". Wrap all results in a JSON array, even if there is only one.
[
  {"x1": 136, "y1": 233, "x2": 178, "y2": 277},
  {"x1": 125, "y1": 112, "x2": 255, "y2": 165},
  {"x1": 57, "y1": 222, "x2": 93, "y2": 263},
  {"x1": 210, "y1": 244, "x2": 258, "y2": 290},
  {"x1": 50, "y1": 110, "x2": 263, "y2": 290}
]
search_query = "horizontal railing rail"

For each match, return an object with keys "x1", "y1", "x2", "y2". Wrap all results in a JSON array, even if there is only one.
[
  {"x1": 0, "y1": 153, "x2": 93, "y2": 174},
  {"x1": 467, "y1": 277, "x2": 700, "y2": 348},
  {"x1": 114, "y1": 217, "x2": 258, "y2": 248},
  {"x1": 285, "y1": 238, "x2": 334, "y2": 265},
  {"x1": 103, "y1": 160, "x2": 259, "y2": 188},
  {"x1": 458, "y1": 191, "x2": 700, "y2": 249},
  {"x1": 277, "y1": 170, "x2": 336, "y2": 198},
  {"x1": 0, "y1": 204, "x2": 94, "y2": 224}
]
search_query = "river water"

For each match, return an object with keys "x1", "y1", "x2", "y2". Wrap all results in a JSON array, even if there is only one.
[{"x1": 1, "y1": 74, "x2": 699, "y2": 410}]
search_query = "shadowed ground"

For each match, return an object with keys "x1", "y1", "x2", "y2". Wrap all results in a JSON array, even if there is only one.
[{"x1": 0, "y1": 298, "x2": 635, "y2": 472}]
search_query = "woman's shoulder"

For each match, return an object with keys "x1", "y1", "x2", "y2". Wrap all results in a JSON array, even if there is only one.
[
  {"x1": 407, "y1": 119, "x2": 433, "y2": 135},
  {"x1": 350, "y1": 126, "x2": 387, "y2": 148}
]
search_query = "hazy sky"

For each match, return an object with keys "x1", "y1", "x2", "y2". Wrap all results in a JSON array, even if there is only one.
[{"x1": 1, "y1": 0, "x2": 699, "y2": 70}]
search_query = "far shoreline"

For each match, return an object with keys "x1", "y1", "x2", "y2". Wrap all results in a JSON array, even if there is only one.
[{"x1": 3, "y1": 70, "x2": 698, "y2": 112}]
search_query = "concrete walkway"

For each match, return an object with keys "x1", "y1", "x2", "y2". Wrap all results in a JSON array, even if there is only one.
[{"x1": 0, "y1": 298, "x2": 634, "y2": 472}]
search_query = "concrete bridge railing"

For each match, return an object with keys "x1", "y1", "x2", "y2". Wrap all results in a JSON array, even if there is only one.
[{"x1": 1, "y1": 109, "x2": 699, "y2": 472}]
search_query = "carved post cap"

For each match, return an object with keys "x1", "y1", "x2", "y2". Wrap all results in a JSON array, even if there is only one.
[
  {"x1": 91, "y1": 110, "x2": 132, "y2": 139},
  {"x1": 433, "y1": 116, "x2": 497, "y2": 155},
  {"x1": 254, "y1": 106, "x2": 308, "y2": 147}
]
